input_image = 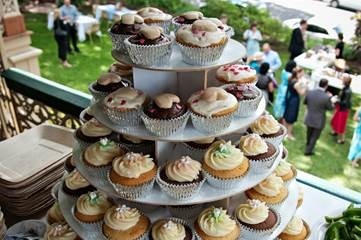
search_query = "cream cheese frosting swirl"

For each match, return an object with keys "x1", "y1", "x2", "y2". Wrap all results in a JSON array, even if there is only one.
[
  {"x1": 104, "y1": 87, "x2": 146, "y2": 110},
  {"x1": 65, "y1": 170, "x2": 89, "y2": 190},
  {"x1": 112, "y1": 152, "x2": 155, "y2": 178},
  {"x1": 198, "y1": 207, "x2": 236, "y2": 237},
  {"x1": 254, "y1": 173, "x2": 284, "y2": 197},
  {"x1": 205, "y1": 141, "x2": 245, "y2": 170},
  {"x1": 236, "y1": 199, "x2": 269, "y2": 225},
  {"x1": 275, "y1": 160, "x2": 292, "y2": 177},
  {"x1": 76, "y1": 191, "x2": 111, "y2": 215},
  {"x1": 239, "y1": 134, "x2": 268, "y2": 156},
  {"x1": 165, "y1": 156, "x2": 201, "y2": 182},
  {"x1": 216, "y1": 64, "x2": 256, "y2": 82},
  {"x1": 84, "y1": 138, "x2": 124, "y2": 166},
  {"x1": 250, "y1": 115, "x2": 281, "y2": 135},
  {"x1": 81, "y1": 118, "x2": 112, "y2": 137},
  {"x1": 45, "y1": 223, "x2": 77, "y2": 240},
  {"x1": 151, "y1": 220, "x2": 186, "y2": 240},
  {"x1": 283, "y1": 216, "x2": 303, "y2": 235},
  {"x1": 104, "y1": 205, "x2": 140, "y2": 231},
  {"x1": 48, "y1": 202, "x2": 65, "y2": 223}
]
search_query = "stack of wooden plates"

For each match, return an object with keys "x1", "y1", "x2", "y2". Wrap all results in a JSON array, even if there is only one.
[
  {"x1": 0, "y1": 207, "x2": 6, "y2": 239},
  {"x1": 0, "y1": 124, "x2": 73, "y2": 219}
]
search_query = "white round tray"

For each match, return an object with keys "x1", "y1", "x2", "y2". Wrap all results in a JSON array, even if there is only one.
[
  {"x1": 58, "y1": 180, "x2": 298, "y2": 240},
  {"x1": 89, "y1": 97, "x2": 265, "y2": 142},
  {"x1": 112, "y1": 39, "x2": 246, "y2": 72},
  {"x1": 74, "y1": 142, "x2": 282, "y2": 205}
]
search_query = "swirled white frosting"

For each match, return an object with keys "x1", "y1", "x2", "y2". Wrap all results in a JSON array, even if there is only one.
[
  {"x1": 216, "y1": 64, "x2": 256, "y2": 82},
  {"x1": 104, "y1": 87, "x2": 146, "y2": 110},
  {"x1": 205, "y1": 141, "x2": 245, "y2": 170},
  {"x1": 165, "y1": 156, "x2": 201, "y2": 182},
  {"x1": 45, "y1": 223, "x2": 77, "y2": 240},
  {"x1": 65, "y1": 170, "x2": 89, "y2": 190},
  {"x1": 275, "y1": 160, "x2": 292, "y2": 177},
  {"x1": 112, "y1": 152, "x2": 155, "y2": 178},
  {"x1": 283, "y1": 216, "x2": 303, "y2": 235},
  {"x1": 104, "y1": 205, "x2": 141, "y2": 231},
  {"x1": 236, "y1": 199, "x2": 269, "y2": 224},
  {"x1": 254, "y1": 173, "x2": 284, "y2": 197},
  {"x1": 81, "y1": 118, "x2": 112, "y2": 137},
  {"x1": 137, "y1": 7, "x2": 172, "y2": 21},
  {"x1": 152, "y1": 220, "x2": 186, "y2": 240},
  {"x1": 239, "y1": 134, "x2": 268, "y2": 156},
  {"x1": 76, "y1": 191, "x2": 111, "y2": 216},
  {"x1": 84, "y1": 139, "x2": 124, "y2": 166},
  {"x1": 250, "y1": 115, "x2": 281, "y2": 135},
  {"x1": 198, "y1": 207, "x2": 236, "y2": 237}
]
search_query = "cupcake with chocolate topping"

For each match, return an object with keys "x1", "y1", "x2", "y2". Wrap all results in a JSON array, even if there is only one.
[
  {"x1": 62, "y1": 169, "x2": 95, "y2": 197},
  {"x1": 108, "y1": 62, "x2": 133, "y2": 80},
  {"x1": 248, "y1": 115, "x2": 287, "y2": 145},
  {"x1": 239, "y1": 134, "x2": 279, "y2": 172},
  {"x1": 176, "y1": 19, "x2": 228, "y2": 65},
  {"x1": 183, "y1": 137, "x2": 216, "y2": 160},
  {"x1": 157, "y1": 156, "x2": 205, "y2": 199},
  {"x1": 222, "y1": 84, "x2": 262, "y2": 117},
  {"x1": 150, "y1": 218, "x2": 194, "y2": 240},
  {"x1": 194, "y1": 207, "x2": 240, "y2": 240},
  {"x1": 114, "y1": 134, "x2": 155, "y2": 155},
  {"x1": 103, "y1": 205, "x2": 150, "y2": 240},
  {"x1": 274, "y1": 160, "x2": 297, "y2": 184},
  {"x1": 235, "y1": 199, "x2": 279, "y2": 239},
  {"x1": 47, "y1": 202, "x2": 65, "y2": 224},
  {"x1": 74, "y1": 191, "x2": 112, "y2": 223},
  {"x1": 109, "y1": 152, "x2": 157, "y2": 199},
  {"x1": 279, "y1": 216, "x2": 310, "y2": 240},
  {"x1": 206, "y1": 17, "x2": 234, "y2": 38},
  {"x1": 89, "y1": 73, "x2": 130, "y2": 102},
  {"x1": 172, "y1": 11, "x2": 203, "y2": 31},
  {"x1": 137, "y1": 7, "x2": 172, "y2": 33},
  {"x1": 142, "y1": 93, "x2": 190, "y2": 136},
  {"x1": 104, "y1": 87, "x2": 147, "y2": 126},
  {"x1": 64, "y1": 155, "x2": 75, "y2": 172},
  {"x1": 216, "y1": 64, "x2": 257, "y2": 84},
  {"x1": 125, "y1": 25, "x2": 172, "y2": 66},
  {"x1": 188, "y1": 87, "x2": 238, "y2": 133},
  {"x1": 44, "y1": 222, "x2": 80, "y2": 240},
  {"x1": 203, "y1": 140, "x2": 249, "y2": 189},
  {"x1": 109, "y1": 13, "x2": 144, "y2": 52}
]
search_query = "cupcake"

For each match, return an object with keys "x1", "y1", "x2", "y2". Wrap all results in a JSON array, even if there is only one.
[
  {"x1": 239, "y1": 134, "x2": 279, "y2": 172},
  {"x1": 183, "y1": 137, "x2": 216, "y2": 160},
  {"x1": 188, "y1": 87, "x2": 238, "y2": 133},
  {"x1": 282, "y1": 146, "x2": 289, "y2": 160},
  {"x1": 62, "y1": 169, "x2": 95, "y2": 197},
  {"x1": 245, "y1": 173, "x2": 288, "y2": 207},
  {"x1": 89, "y1": 73, "x2": 130, "y2": 102},
  {"x1": 203, "y1": 141, "x2": 249, "y2": 189},
  {"x1": 222, "y1": 84, "x2": 262, "y2": 118},
  {"x1": 150, "y1": 218, "x2": 194, "y2": 240},
  {"x1": 74, "y1": 118, "x2": 112, "y2": 149},
  {"x1": 74, "y1": 191, "x2": 112, "y2": 223},
  {"x1": 157, "y1": 156, "x2": 205, "y2": 199},
  {"x1": 47, "y1": 202, "x2": 65, "y2": 224},
  {"x1": 172, "y1": 11, "x2": 203, "y2": 31},
  {"x1": 279, "y1": 216, "x2": 310, "y2": 240},
  {"x1": 64, "y1": 155, "x2": 75, "y2": 172},
  {"x1": 176, "y1": 19, "x2": 228, "y2": 65},
  {"x1": 108, "y1": 62, "x2": 133, "y2": 80},
  {"x1": 216, "y1": 64, "x2": 257, "y2": 84},
  {"x1": 235, "y1": 199, "x2": 279, "y2": 239},
  {"x1": 104, "y1": 87, "x2": 147, "y2": 126},
  {"x1": 109, "y1": 152, "x2": 157, "y2": 199},
  {"x1": 275, "y1": 160, "x2": 297, "y2": 183},
  {"x1": 79, "y1": 107, "x2": 94, "y2": 124},
  {"x1": 103, "y1": 205, "x2": 150, "y2": 240},
  {"x1": 44, "y1": 222, "x2": 80, "y2": 240},
  {"x1": 297, "y1": 186, "x2": 304, "y2": 208},
  {"x1": 142, "y1": 93, "x2": 189, "y2": 136},
  {"x1": 109, "y1": 13, "x2": 144, "y2": 52},
  {"x1": 168, "y1": 204, "x2": 204, "y2": 220},
  {"x1": 194, "y1": 207, "x2": 240, "y2": 240},
  {"x1": 248, "y1": 115, "x2": 286, "y2": 145},
  {"x1": 137, "y1": 7, "x2": 172, "y2": 33},
  {"x1": 83, "y1": 138, "x2": 127, "y2": 168},
  {"x1": 125, "y1": 25, "x2": 173, "y2": 66},
  {"x1": 114, "y1": 134, "x2": 155, "y2": 155},
  {"x1": 205, "y1": 17, "x2": 234, "y2": 38}
]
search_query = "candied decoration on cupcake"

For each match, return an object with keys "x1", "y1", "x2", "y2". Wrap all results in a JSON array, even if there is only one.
[
  {"x1": 216, "y1": 64, "x2": 257, "y2": 84},
  {"x1": 47, "y1": 202, "x2": 65, "y2": 224},
  {"x1": 75, "y1": 118, "x2": 112, "y2": 147},
  {"x1": 275, "y1": 160, "x2": 297, "y2": 182},
  {"x1": 195, "y1": 207, "x2": 240, "y2": 240},
  {"x1": 137, "y1": 7, "x2": 172, "y2": 24},
  {"x1": 150, "y1": 218, "x2": 194, "y2": 240},
  {"x1": 63, "y1": 169, "x2": 94, "y2": 197},
  {"x1": 103, "y1": 205, "x2": 150, "y2": 240},
  {"x1": 249, "y1": 114, "x2": 286, "y2": 145},
  {"x1": 279, "y1": 216, "x2": 310, "y2": 240},
  {"x1": 235, "y1": 199, "x2": 279, "y2": 237},
  {"x1": 74, "y1": 191, "x2": 112, "y2": 223},
  {"x1": 44, "y1": 222, "x2": 80, "y2": 240},
  {"x1": 83, "y1": 138, "x2": 126, "y2": 167},
  {"x1": 110, "y1": 13, "x2": 144, "y2": 35},
  {"x1": 245, "y1": 173, "x2": 288, "y2": 206}
]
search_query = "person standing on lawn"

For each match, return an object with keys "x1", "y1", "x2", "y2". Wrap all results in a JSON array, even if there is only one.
[
  {"x1": 256, "y1": 62, "x2": 275, "y2": 105},
  {"x1": 335, "y1": 33, "x2": 345, "y2": 59},
  {"x1": 243, "y1": 23, "x2": 263, "y2": 57},
  {"x1": 304, "y1": 79, "x2": 333, "y2": 156},
  {"x1": 60, "y1": 0, "x2": 80, "y2": 53},
  {"x1": 348, "y1": 106, "x2": 361, "y2": 168},
  {"x1": 53, "y1": 9, "x2": 72, "y2": 68},
  {"x1": 262, "y1": 43, "x2": 282, "y2": 73},
  {"x1": 288, "y1": 19, "x2": 307, "y2": 60}
]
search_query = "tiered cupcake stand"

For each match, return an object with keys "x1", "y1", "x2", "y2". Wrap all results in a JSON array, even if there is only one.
[{"x1": 57, "y1": 38, "x2": 300, "y2": 239}]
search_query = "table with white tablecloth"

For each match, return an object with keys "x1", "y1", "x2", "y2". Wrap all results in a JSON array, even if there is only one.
[
  {"x1": 295, "y1": 52, "x2": 335, "y2": 71},
  {"x1": 94, "y1": 5, "x2": 136, "y2": 21}
]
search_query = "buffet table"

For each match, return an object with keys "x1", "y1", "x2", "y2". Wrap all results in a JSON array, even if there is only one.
[
  {"x1": 295, "y1": 51, "x2": 335, "y2": 71},
  {"x1": 94, "y1": 5, "x2": 136, "y2": 21}
]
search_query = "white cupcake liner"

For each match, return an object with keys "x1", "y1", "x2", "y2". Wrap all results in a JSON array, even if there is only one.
[
  {"x1": 168, "y1": 204, "x2": 204, "y2": 220},
  {"x1": 235, "y1": 208, "x2": 281, "y2": 240},
  {"x1": 176, "y1": 39, "x2": 228, "y2": 66},
  {"x1": 72, "y1": 205, "x2": 104, "y2": 227},
  {"x1": 261, "y1": 124, "x2": 287, "y2": 147},
  {"x1": 151, "y1": 218, "x2": 196, "y2": 240},
  {"x1": 156, "y1": 166, "x2": 205, "y2": 200},
  {"x1": 141, "y1": 111, "x2": 190, "y2": 137},
  {"x1": 107, "y1": 170, "x2": 155, "y2": 199},
  {"x1": 88, "y1": 79, "x2": 132, "y2": 103},
  {"x1": 202, "y1": 164, "x2": 249, "y2": 189},
  {"x1": 225, "y1": 26, "x2": 235, "y2": 38},
  {"x1": 108, "y1": 29, "x2": 132, "y2": 53},
  {"x1": 171, "y1": 18, "x2": 190, "y2": 33},
  {"x1": 147, "y1": 20, "x2": 172, "y2": 34},
  {"x1": 181, "y1": 143, "x2": 208, "y2": 162},
  {"x1": 124, "y1": 36, "x2": 173, "y2": 66},
  {"x1": 248, "y1": 143, "x2": 280, "y2": 174},
  {"x1": 104, "y1": 106, "x2": 143, "y2": 126},
  {"x1": 190, "y1": 111, "x2": 234, "y2": 134}
]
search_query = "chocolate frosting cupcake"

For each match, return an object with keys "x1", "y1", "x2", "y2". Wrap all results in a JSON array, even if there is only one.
[
  {"x1": 128, "y1": 26, "x2": 170, "y2": 45},
  {"x1": 92, "y1": 73, "x2": 129, "y2": 92},
  {"x1": 144, "y1": 93, "x2": 186, "y2": 120},
  {"x1": 224, "y1": 84, "x2": 259, "y2": 101},
  {"x1": 174, "y1": 11, "x2": 203, "y2": 25},
  {"x1": 110, "y1": 13, "x2": 144, "y2": 35}
]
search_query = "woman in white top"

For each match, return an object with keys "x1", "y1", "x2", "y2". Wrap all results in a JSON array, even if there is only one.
[{"x1": 243, "y1": 23, "x2": 263, "y2": 57}]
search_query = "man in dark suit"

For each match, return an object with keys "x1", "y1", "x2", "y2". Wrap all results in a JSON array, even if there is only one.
[
  {"x1": 288, "y1": 19, "x2": 307, "y2": 60},
  {"x1": 304, "y1": 79, "x2": 333, "y2": 156}
]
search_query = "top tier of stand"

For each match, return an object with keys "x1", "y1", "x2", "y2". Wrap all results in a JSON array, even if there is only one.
[{"x1": 112, "y1": 39, "x2": 246, "y2": 72}]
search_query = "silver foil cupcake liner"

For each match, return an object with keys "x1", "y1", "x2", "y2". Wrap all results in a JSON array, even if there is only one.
[
  {"x1": 151, "y1": 218, "x2": 196, "y2": 240},
  {"x1": 168, "y1": 204, "x2": 205, "y2": 220},
  {"x1": 202, "y1": 164, "x2": 249, "y2": 189},
  {"x1": 107, "y1": 170, "x2": 155, "y2": 199},
  {"x1": 225, "y1": 26, "x2": 235, "y2": 38},
  {"x1": 141, "y1": 111, "x2": 190, "y2": 137},
  {"x1": 181, "y1": 143, "x2": 208, "y2": 162},
  {"x1": 235, "y1": 208, "x2": 280, "y2": 240},
  {"x1": 267, "y1": 188, "x2": 289, "y2": 211},
  {"x1": 104, "y1": 106, "x2": 142, "y2": 126},
  {"x1": 108, "y1": 29, "x2": 132, "y2": 53},
  {"x1": 190, "y1": 111, "x2": 234, "y2": 134},
  {"x1": 248, "y1": 143, "x2": 280, "y2": 174},
  {"x1": 88, "y1": 79, "x2": 132, "y2": 103},
  {"x1": 176, "y1": 39, "x2": 228, "y2": 65},
  {"x1": 282, "y1": 166, "x2": 297, "y2": 188},
  {"x1": 156, "y1": 166, "x2": 205, "y2": 200},
  {"x1": 124, "y1": 36, "x2": 173, "y2": 66},
  {"x1": 261, "y1": 124, "x2": 287, "y2": 147},
  {"x1": 147, "y1": 20, "x2": 172, "y2": 34},
  {"x1": 171, "y1": 18, "x2": 189, "y2": 33}
]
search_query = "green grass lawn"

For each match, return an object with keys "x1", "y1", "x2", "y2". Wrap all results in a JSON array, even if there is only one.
[{"x1": 25, "y1": 13, "x2": 361, "y2": 192}]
